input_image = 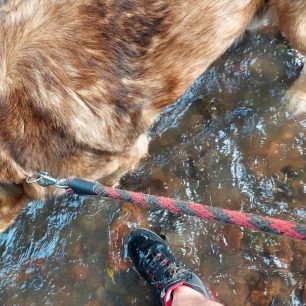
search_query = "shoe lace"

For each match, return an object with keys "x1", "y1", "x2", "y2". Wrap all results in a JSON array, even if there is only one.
[{"x1": 141, "y1": 246, "x2": 190, "y2": 289}]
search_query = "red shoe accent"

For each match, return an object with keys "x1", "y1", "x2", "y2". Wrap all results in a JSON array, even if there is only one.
[
  {"x1": 207, "y1": 286, "x2": 218, "y2": 302},
  {"x1": 163, "y1": 282, "x2": 184, "y2": 306}
]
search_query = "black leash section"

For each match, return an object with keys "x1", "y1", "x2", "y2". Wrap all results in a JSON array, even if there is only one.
[{"x1": 27, "y1": 171, "x2": 306, "y2": 241}]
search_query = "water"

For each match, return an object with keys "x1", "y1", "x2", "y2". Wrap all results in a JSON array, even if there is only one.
[{"x1": 0, "y1": 29, "x2": 305, "y2": 305}]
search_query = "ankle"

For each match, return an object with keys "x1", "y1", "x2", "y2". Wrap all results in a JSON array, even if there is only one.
[{"x1": 172, "y1": 286, "x2": 223, "y2": 306}]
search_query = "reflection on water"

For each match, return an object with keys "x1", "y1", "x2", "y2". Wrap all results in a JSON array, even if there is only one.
[{"x1": 0, "y1": 29, "x2": 305, "y2": 305}]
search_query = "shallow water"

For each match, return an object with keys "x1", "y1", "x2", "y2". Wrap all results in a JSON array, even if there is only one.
[{"x1": 0, "y1": 29, "x2": 305, "y2": 306}]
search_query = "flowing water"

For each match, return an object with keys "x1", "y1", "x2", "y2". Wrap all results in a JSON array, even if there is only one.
[{"x1": 0, "y1": 27, "x2": 305, "y2": 305}]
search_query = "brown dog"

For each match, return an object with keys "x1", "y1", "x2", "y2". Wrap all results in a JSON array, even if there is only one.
[{"x1": 0, "y1": 0, "x2": 305, "y2": 232}]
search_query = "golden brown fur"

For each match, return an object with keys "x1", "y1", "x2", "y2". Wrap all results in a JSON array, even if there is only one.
[{"x1": 0, "y1": 0, "x2": 305, "y2": 231}]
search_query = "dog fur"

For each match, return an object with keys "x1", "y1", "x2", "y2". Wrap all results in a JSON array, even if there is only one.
[{"x1": 0, "y1": 0, "x2": 305, "y2": 231}]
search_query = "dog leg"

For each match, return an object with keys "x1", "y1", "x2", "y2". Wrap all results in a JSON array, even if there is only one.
[
  {"x1": 0, "y1": 183, "x2": 25, "y2": 232},
  {"x1": 106, "y1": 135, "x2": 149, "y2": 272},
  {"x1": 0, "y1": 180, "x2": 48, "y2": 233},
  {"x1": 273, "y1": 0, "x2": 306, "y2": 114},
  {"x1": 98, "y1": 133, "x2": 149, "y2": 187}
]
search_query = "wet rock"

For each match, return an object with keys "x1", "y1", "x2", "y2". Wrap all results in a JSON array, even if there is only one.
[
  {"x1": 265, "y1": 238, "x2": 294, "y2": 267},
  {"x1": 80, "y1": 215, "x2": 101, "y2": 232},
  {"x1": 29, "y1": 258, "x2": 46, "y2": 268},
  {"x1": 16, "y1": 268, "x2": 28, "y2": 284},
  {"x1": 96, "y1": 286, "x2": 106, "y2": 302},
  {"x1": 68, "y1": 243, "x2": 85, "y2": 259},
  {"x1": 249, "y1": 56, "x2": 283, "y2": 81},
  {"x1": 72, "y1": 263, "x2": 88, "y2": 282},
  {"x1": 251, "y1": 288, "x2": 273, "y2": 306},
  {"x1": 269, "y1": 297, "x2": 292, "y2": 306},
  {"x1": 108, "y1": 203, "x2": 146, "y2": 272},
  {"x1": 85, "y1": 299, "x2": 100, "y2": 306},
  {"x1": 290, "y1": 180, "x2": 306, "y2": 202},
  {"x1": 220, "y1": 225, "x2": 243, "y2": 252},
  {"x1": 269, "y1": 279, "x2": 282, "y2": 299}
]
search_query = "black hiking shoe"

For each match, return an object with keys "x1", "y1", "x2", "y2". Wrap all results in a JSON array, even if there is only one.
[{"x1": 126, "y1": 228, "x2": 217, "y2": 306}]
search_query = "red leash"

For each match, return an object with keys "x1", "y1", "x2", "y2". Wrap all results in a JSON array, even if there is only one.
[
  {"x1": 27, "y1": 172, "x2": 306, "y2": 241},
  {"x1": 91, "y1": 184, "x2": 306, "y2": 241}
]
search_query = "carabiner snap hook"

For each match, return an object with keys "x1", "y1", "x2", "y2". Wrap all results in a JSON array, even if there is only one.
[
  {"x1": 26, "y1": 172, "x2": 44, "y2": 184},
  {"x1": 26, "y1": 171, "x2": 69, "y2": 189}
]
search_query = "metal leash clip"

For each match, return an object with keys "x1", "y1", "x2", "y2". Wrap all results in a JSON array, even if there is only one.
[{"x1": 26, "y1": 171, "x2": 69, "y2": 189}]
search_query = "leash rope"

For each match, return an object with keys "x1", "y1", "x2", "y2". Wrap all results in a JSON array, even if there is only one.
[
  {"x1": 27, "y1": 172, "x2": 306, "y2": 241},
  {"x1": 92, "y1": 184, "x2": 306, "y2": 241}
]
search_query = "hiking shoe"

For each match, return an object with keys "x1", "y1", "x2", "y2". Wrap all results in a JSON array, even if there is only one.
[{"x1": 126, "y1": 228, "x2": 217, "y2": 306}]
